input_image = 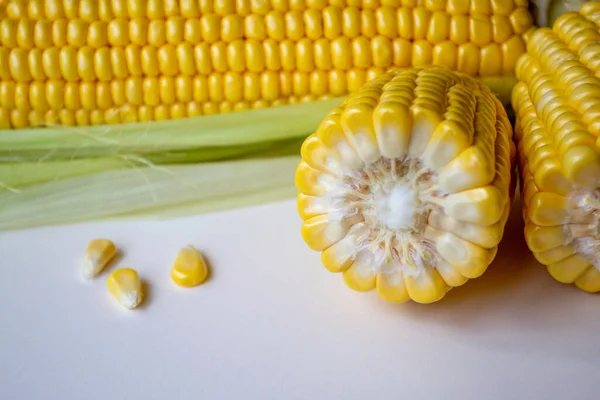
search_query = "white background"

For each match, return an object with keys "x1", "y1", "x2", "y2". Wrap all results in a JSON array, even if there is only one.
[{"x1": 1, "y1": 200, "x2": 599, "y2": 400}]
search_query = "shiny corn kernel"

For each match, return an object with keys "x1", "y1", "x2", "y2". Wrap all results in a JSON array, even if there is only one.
[
  {"x1": 82, "y1": 239, "x2": 117, "y2": 280},
  {"x1": 107, "y1": 268, "x2": 143, "y2": 310},
  {"x1": 171, "y1": 246, "x2": 210, "y2": 287}
]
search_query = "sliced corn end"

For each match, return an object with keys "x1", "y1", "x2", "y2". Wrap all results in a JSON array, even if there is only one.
[
  {"x1": 0, "y1": 0, "x2": 534, "y2": 129},
  {"x1": 512, "y1": 4, "x2": 600, "y2": 293},
  {"x1": 81, "y1": 238, "x2": 116, "y2": 280},
  {"x1": 171, "y1": 246, "x2": 209, "y2": 287},
  {"x1": 296, "y1": 66, "x2": 515, "y2": 304},
  {"x1": 107, "y1": 268, "x2": 143, "y2": 310}
]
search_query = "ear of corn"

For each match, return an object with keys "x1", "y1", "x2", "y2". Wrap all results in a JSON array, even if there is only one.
[
  {"x1": 0, "y1": 0, "x2": 534, "y2": 129},
  {"x1": 295, "y1": 66, "x2": 516, "y2": 303},
  {"x1": 513, "y1": 1, "x2": 600, "y2": 292},
  {"x1": 107, "y1": 267, "x2": 143, "y2": 309}
]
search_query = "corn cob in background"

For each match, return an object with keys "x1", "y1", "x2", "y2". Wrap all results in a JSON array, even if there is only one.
[
  {"x1": 512, "y1": 2, "x2": 600, "y2": 292},
  {"x1": 530, "y1": 0, "x2": 598, "y2": 27},
  {"x1": 296, "y1": 66, "x2": 516, "y2": 303},
  {"x1": 0, "y1": 0, "x2": 535, "y2": 129}
]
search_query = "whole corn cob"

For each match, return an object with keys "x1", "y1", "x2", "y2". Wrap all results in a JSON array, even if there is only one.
[
  {"x1": 295, "y1": 66, "x2": 516, "y2": 303},
  {"x1": 512, "y1": 2, "x2": 600, "y2": 293},
  {"x1": 0, "y1": 0, "x2": 534, "y2": 129}
]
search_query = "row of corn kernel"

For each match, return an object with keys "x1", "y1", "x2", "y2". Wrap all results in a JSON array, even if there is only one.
[
  {"x1": 0, "y1": 95, "x2": 330, "y2": 128},
  {"x1": 0, "y1": 35, "x2": 525, "y2": 83},
  {"x1": 0, "y1": 69, "x2": 373, "y2": 111},
  {"x1": 0, "y1": 7, "x2": 533, "y2": 48},
  {"x1": 3, "y1": 0, "x2": 528, "y2": 21}
]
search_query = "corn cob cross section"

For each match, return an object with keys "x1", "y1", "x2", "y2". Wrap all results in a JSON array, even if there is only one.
[
  {"x1": 512, "y1": 2, "x2": 600, "y2": 292},
  {"x1": 296, "y1": 66, "x2": 516, "y2": 303},
  {"x1": 0, "y1": 0, "x2": 534, "y2": 129}
]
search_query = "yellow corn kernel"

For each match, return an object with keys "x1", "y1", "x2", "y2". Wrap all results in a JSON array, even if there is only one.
[
  {"x1": 329, "y1": 69, "x2": 347, "y2": 95},
  {"x1": 107, "y1": 18, "x2": 128, "y2": 47},
  {"x1": 82, "y1": 238, "x2": 117, "y2": 279},
  {"x1": 165, "y1": 17, "x2": 185, "y2": 45},
  {"x1": 427, "y1": 11, "x2": 450, "y2": 43},
  {"x1": 210, "y1": 41, "x2": 228, "y2": 72},
  {"x1": 413, "y1": 7, "x2": 431, "y2": 41},
  {"x1": 433, "y1": 41, "x2": 458, "y2": 70},
  {"x1": 17, "y1": 19, "x2": 35, "y2": 50},
  {"x1": 171, "y1": 246, "x2": 210, "y2": 287},
  {"x1": 187, "y1": 101, "x2": 203, "y2": 116},
  {"x1": 298, "y1": 66, "x2": 514, "y2": 303},
  {"x1": 470, "y1": 15, "x2": 493, "y2": 47},
  {"x1": 371, "y1": 36, "x2": 392, "y2": 68},
  {"x1": 412, "y1": 40, "x2": 432, "y2": 67},
  {"x1": 480, "y1": 43, "x2": 503, "y2": 77},
  {"x1": 86, "y1": 22, "x2": 107, "y2": 48},
  {"x1": 575, "y1": 267, "x2": 600, "y2": 292},
  {"x1": 221, "y1": 14, "x2": 244, "y2": 42},
  {"x1": 457, "y1": 43, "x2": 479, "y2": 76},
  {"x1": 376, "y1": 6, "x2": 397, "y2": 38},
  {"x1": 65, "y1": 19, "x2": 86, "y2": 48},
  {"x1": 110, "y1": 0, "x2": 127, "y2": 18},
  {"x1": 28, "y1": 109, "x2": 45, "y2": 127},
  {"x1": 14, "y1": 82, "x2": 29, "y2": 110},
  {"x1": 184, "y1": 19, "x2": 202, "y2": 43},
  {"x1": 106, "y1": 268, "x2": 143, "y2": 310},
  {"x1": 34, "y1": 20, "x2": 53, "y2": 49},
  {"x1": 392, "y1": 37, "x2": 411, "y2": 67},
  {"x1": 246, "y1": 39, "x2": 265, "y2": 72},
  {"x1": 324, "y1": 6, "x2": 343, "y2": 38},
  {"x1": 78, "y1": 0, "x2": 98, "y2": 21},
  {"x1": 397, "y1": 7, "x2": 413, "y2": 39},
  {"x1": 510, "y1": 6, "x2": 534, "y2": 35},
  {"x1": 513, "y1": 7, "x2": 600, "y2": 293},
  {"x1": 129, "y1": 18, "x2": 147, "y2": 46}
]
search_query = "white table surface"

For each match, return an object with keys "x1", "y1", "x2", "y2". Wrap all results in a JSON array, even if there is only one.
[{"x1": 1, "y1": 199, "x2": 599, "y2": 400}]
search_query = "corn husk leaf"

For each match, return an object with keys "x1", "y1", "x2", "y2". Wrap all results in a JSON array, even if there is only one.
[
  {"x1": 0, "y1": 155, "x2": 301, "y2": 231},
  {"x1": 0, "y1": 99, "x2": 344, "y2": 231},
  {"x1": 0, "y1": 98, "x2": 343, "y2": 162}
]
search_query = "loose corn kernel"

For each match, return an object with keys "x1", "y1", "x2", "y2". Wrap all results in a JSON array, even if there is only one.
[
  {"x1": 107, "y1": 268, "x2": 143, "y2": 310},
  {"x1": 171, "y1": 246, "x2": 210, "y2": 287},
  {"x1": 81, "y1": 238, "x2": 117, "y2": 279}
]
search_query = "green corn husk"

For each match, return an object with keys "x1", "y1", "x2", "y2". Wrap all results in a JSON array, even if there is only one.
[{"x1": 0, "y1": 98, "x2": 344, "y2": 231}]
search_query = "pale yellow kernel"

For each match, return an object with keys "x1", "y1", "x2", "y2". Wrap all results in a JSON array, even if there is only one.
[
  {"x1": 171, "y1": 246, "x2": 210, "y2": 287},
  {"x1": 107, "y1": 268, "x2": 143, "y2": 310},
  {"x1": 82, "y1": 238, "x2": 117, "y2": 279}
]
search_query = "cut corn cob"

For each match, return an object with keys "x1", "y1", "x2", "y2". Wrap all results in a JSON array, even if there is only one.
[
  {"x1": 512, "y1": 2, "x2": 600, "y2": 293},
  {"x1": 81, "y1": 238, "x2": 117, "y2": 279},
  {"x1": 0, "y1": 0, "x2": 534, "y2": 129},
  {"x1": 107, "y1": 267, "x2": 143, "y2": 309},
  {"x1": 171, "y1": 245, "x2": 209, "y2": 287},
  {"x1": 296, "y1": 66, "x2": 516, "y2": 303}
]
